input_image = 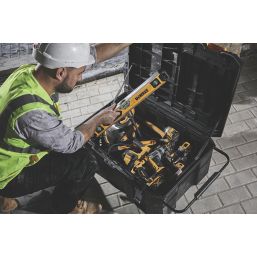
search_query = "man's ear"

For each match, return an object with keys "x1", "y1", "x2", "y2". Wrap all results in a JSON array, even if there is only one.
[{"x1": 56, "y1": 67, "x2": 67, "y2": 81}]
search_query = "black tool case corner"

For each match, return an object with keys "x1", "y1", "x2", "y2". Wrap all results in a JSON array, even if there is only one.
[{"x1": 85, "y1": 43, "x2": 241, "y2": 213}]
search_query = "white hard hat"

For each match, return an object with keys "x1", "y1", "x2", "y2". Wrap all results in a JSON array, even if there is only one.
[{"x1": 32, "y1": 43, "x2": 95, "y2": 69}]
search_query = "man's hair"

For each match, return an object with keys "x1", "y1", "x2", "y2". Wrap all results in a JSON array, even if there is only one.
[{"x1": 41, "y1": 66, "x2": 58, "y2": 78}]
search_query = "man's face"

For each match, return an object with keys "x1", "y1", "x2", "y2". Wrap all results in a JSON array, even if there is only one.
[{"x1": 56, "y1": 66, "x2": 86, "y2": 93}]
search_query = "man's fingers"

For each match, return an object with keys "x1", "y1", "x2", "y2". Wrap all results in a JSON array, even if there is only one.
[
  {"x1": 114, "y1": 110, "x2": 120, "y2": 119},
  {"x1": 106, "y1": 104, "x2": 116, "y2": 111},
  {"x1": 110, "y1": 103, "x2": 116, "y2": 109}
]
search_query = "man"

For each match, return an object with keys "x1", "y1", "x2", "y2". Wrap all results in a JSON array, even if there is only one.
[{"x1": 0, "y1": 43, "x2": 130, "y2": 213}]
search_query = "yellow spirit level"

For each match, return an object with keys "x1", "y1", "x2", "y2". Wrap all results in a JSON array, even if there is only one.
[{"x1": 94, "y1": 71, "x2": 169, "y2": 137}]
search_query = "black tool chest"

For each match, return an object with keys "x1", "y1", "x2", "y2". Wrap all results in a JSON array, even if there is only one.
[{"x1": 84, "y1": 43, "x2": 241, "y2": 213}]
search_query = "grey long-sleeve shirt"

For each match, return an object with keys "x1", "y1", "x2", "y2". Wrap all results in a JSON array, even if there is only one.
[{"x1": 15, "y1": 110, "x2": 85, "y2": 153}]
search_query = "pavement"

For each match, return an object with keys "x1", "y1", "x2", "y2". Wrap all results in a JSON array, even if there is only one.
[{"x1": 1, "y1": 49, "x2": 257, "y2": 214}]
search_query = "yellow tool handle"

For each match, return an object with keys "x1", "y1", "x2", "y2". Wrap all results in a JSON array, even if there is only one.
[{"x1": 145, "y1": 121, "x2": 165, "y2": 138}]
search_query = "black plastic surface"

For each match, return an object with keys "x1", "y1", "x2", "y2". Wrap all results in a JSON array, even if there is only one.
[{"x1": 128, "y1": 43, "x2": 241, "y2": 137}]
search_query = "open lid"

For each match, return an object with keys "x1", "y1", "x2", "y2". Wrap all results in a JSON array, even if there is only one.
[{"x1": 127, "y1": 43, "x2": 241, "y2": 137}]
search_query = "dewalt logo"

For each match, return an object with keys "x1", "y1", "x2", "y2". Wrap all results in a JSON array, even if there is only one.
[{"x1": 135, "y1": 89, "x2": 149, "y2": 101}]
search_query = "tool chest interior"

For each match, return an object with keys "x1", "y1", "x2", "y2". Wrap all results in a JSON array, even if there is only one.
[{"x1": 84, "y1": 43, "x2": 241, "y2": 213}]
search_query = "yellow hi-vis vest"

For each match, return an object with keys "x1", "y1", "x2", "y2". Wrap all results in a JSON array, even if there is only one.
[{"x1": 0, "y1": 64, "x2": 60, "y2": 189}]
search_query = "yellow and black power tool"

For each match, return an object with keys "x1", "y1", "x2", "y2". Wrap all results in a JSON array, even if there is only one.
[
  {"x1": 121, "y1": 122, "x2": 191, "y2": 186},
  {"x1": 94, "y1": 71, "x2": 169, "y2": 138},
  {"x1": 145, "y1": 121, "x2": 180, "y2": 153},
  {"x1": 123, "y1": 141, "x2": 166, "y2": 187},
  {"x1": 171, "y1": 142, "x2": 191, "y2": 164},
  {"x1": 121, "y1": 122, "x2": 181, "y2": 187}
]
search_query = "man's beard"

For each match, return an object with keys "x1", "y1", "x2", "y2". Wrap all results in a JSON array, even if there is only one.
[{"x1": 55, "y1": 82, "x2": 73, "y2": 93}]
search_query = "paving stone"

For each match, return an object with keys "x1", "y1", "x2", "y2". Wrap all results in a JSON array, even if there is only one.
[
  {"x1": 231, "y1": 154, "x2": 257, "y2": 172},
  {"x1": 77, "y1": 87, "x2": 100, "y2": 99},
  {"x1": 98, "y1": 83, "x2": 120, "y2": 94},
  {"x1": 223, "y1": 121, "x2": 250, "y2": 135},
  {"x1": 241, "y1": 79, "x2": 257, "y2": 91},
  {"x1": 117, "y1": 192, "x2": 132, "y2": 206},
  {"x1": 138, "y1": 208, "x2": 145, "y2": 214},
  {"x1": 191, "y1": 195, "x2": 222, "y2": 214},
  {"x1": 229, "y1": 106, "x2": 236, "y2": 114},
  {"x1": 236, "y1": 94, "x2": 253, "y2": 103},
  {"x1": 225, "y1": 118, "x2": 231, "y2": 125},
  {"x1": 212, "y1": 147, "x2": 241, "y2": 164},
  {"x1": 210, "y1": 159, "x2": 215, "y2": 166},
  {"x1": 61, "y1": 108, "x2": 81, "y2": 119},
  {"x1": 106, "y1": 194, "x2": 120, "y2": 209},
  {"x1": 175, "y1": 196, "x2": 188, "y2": 211},
  {"x1": 80, "y1": 103, "x2": 103, "y2": 115},
  {"x1": 208, "y1": 163, "x2": 235, "y2": 178},
  {"x1": 242, "y1": 59, "x2": 257, "y2": 69},
  {"x1": 197, "y1": 176, "x2": 208, "y2": 185},
  {"x1": 101, "y1": 182, "x2": 120, "y2": 196},
  {"x1": 218, "y1": 186, "x2": 251, "y2": 206},
  {"x1": 106, "y1": 75, "x2": 120, "y2": 82},
  {"x1": 211, "y1": 204, "x2": 245, "y2": 214},
  {"x1": 72, "y1": 84, "x2": 87, "y2": 93},
  {"x1": 84, "y1": 80, "x2": 98, "y2": 88},
  {"x1": 237, "y1": 141, "x2": 257, "y2": 156},
  {"x1": 184, "y1": 185, "x2": 198, "y2": 202},
  {"x1": 90, "y1": 93, "x2": 113, "y2": 104},
  {"x1": 242, "y1": 65, "x2": 257, "y2": 73},
  {"x1": 242, "y1": 128, "x2": 257, "y2": 142},
  {"x1": 229, "y1": 110, "x2": 254, "y2": 123},
  {"x1": 59, "y1": 93, "x2": 78, "y2": 104},
  {"x1": 96, "y1": 77, "x2": 108, "y2": 86},
  {"x1": 115, "y1": 204, "x2": 140, "y2": 214},
  {"x1": 216, "y1": 134, "x2": 246, "y2": 149},
  {"x1": 250, "y1": 107, "x2": 257, "y2": 117},
  {"x1": 60, "y1": 103, "x2": 69, "y2": 112},
  {"x1": 241, "y1": 198, "x2": 257, "y2": 213},
  {"x1": 248, "y1": 72, "x2": 257, "y2": 81},
  {"x1": 62, "y1": 118, "x2": 72, "y2": 128},
  {"x1": 235, "y1": 83, "x2": 247, "y2": 93},
  {"x1": 71, "y1": 115, "x2": 89, "y2": 127},
  {"x1": 238, "y1": 74, "x2": 251, "y2": 84},
  {"x1": 111, "y1": 90, "x2": 124, "y2": 98},
  {"x1": 233, "y1": 99, "x2": 257, "y2": 112},
  {"x1": 67, "y1": 98, "x2": 91, "y2": 110},
  {"x1": 232, "y1": 95, "x2": 242, "y2": 104},
  {"x1": 252, "y1": 167, "x2": 257, "y2": 177},
  {"x1": 246, "y1": 181, "x2": 257, "y2": 197},
  {"x1": 225, "y1": 169, "x2": 257, "y2": 188},
  {"x1": 239, "y1": 89, "x2": 257, "y2": 102},
  {"x1": 200, "y1": 177, "x2": 229, "y2": 198},
  {"x1": 103, "y1": 101, "x2": 112, "y2": 106},
  {"x1": 245, "y1": 118, "x2": 257, "y2": 129},
  {"x1": 95, "y1": 174, "x2": 107, "y2": 184}
]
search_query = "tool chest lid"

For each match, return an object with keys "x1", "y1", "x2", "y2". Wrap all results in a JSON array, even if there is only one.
[{"x1": 127, "y1": 43, "x2": 241, "y2": 137}]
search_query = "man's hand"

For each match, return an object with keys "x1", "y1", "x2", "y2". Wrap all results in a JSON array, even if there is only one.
[
  {"x1": 96, "y1": 104, "x2": 119, "y2": 125},
  {"x1": 95, "y1": 43, "x2": 131, "y2": 63},
  {"x1": 76, "y1": 104, "x2": 119, "y2": 143}
]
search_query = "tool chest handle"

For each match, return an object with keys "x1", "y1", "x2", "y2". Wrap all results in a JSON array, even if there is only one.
[{"x1": 163, "y1": 146, "x2": 229, "y2": 213}]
